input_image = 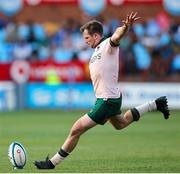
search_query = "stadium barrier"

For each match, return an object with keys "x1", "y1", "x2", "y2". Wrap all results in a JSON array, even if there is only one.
[
  {"x1": 25, "y1": 82, "x2": 180, "y2": 110},
  {"x1": 0, "y1": 82, "x2": 179, "y2": 111},
  {"x1": 26, "y1": 83, "x2": 95, "y2": 109},
  {"x1": 120, "y1": 82, "x2": 180, "y2": 109},
  {"x1": 0, "y1": 82, "x2": 16, "y2": 111}
]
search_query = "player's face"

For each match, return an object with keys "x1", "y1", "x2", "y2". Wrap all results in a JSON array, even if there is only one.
[{"x1": 82, "y1": 29, "x2": 97, "y2": 48}]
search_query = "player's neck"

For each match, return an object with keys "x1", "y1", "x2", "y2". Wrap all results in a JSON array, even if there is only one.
[{"x1": 94, "y1": 36, "x2": 105, "y2": 48}]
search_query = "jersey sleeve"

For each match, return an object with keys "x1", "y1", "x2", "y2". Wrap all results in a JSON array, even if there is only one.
[
  {"x1": 109, "y1": 37, "x2": 120, "y2": 47},
  {"x1": 105, "y1": 38, "x2": 119, "y2": 55}
]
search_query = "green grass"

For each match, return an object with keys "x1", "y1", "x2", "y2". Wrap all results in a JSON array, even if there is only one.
[{"x1": 0, "y1": 110, "x2": 180, "y2": 173}]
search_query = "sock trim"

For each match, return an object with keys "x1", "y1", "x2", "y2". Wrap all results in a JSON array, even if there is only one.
[
  {"x1": 131, "y1": 108, "x2": 140, "y2": 121},
  {"x1": 58, "y1": 148, "x2": 69, "y2": 158}
]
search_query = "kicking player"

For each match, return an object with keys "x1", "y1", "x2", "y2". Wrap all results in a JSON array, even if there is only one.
[{"x1": 34, "y1": 12, "x2": 170, "y2": 169}]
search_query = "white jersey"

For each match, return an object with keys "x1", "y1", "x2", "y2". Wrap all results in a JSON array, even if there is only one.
[{"x1": 89, "y1": 37, "x2": 120, "y2": 98}]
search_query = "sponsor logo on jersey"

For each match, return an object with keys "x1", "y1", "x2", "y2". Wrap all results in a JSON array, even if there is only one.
[{"x1": 90, "y1": 53, "x2": 101, "y2": 63}]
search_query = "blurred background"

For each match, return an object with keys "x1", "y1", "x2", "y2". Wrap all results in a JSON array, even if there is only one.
[{"x1": 0, "y1": 0, "x2": 179, "y2": 111}]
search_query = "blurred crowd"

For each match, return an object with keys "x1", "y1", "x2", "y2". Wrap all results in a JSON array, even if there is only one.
[{"x1": 0, "y1": 16, "x2": 179, "y2": 81}]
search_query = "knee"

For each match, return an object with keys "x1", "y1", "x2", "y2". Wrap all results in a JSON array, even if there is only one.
[
  {"x1": 113, "y1": 120, "x2": 128, "y2": 130},
  {"x1": 114, "y1": 126, "x2": 122, "y2": 130},
  {"x1": 113, "y1": 123, "x2": 124, "y2": 130},
  {"x1": 70, "y1": 127, "x2": 84, "y2": 138},
  {"x1": 124, "y1": 114, "x2": 133, "y2": 122}
]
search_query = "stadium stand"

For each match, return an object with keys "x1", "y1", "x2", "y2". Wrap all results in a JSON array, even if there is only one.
[{"x1": 0, "y1": 0, "x2": 179, "y2": 82}]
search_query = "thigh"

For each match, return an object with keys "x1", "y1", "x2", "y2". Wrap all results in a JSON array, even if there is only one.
[
  {"x1": 109, "y1": 110, "x2": 133, "y2": 129},
  {"x1": 87, "y1": 98, "x2": 108, "y2": 125},
  {"x1": 72, "y1": 114, "x2": 97, "y2": 133},
  {"x1": 108, "y1": 114, "x2": 125, "y2": 128}
]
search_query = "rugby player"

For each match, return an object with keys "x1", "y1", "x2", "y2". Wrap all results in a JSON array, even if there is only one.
[{"x1": 34, "y1": 12, "x2": 170, "y2": 169}]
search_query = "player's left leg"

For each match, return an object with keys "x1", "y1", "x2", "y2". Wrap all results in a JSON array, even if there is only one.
[
  {"x1": 109, "y1": 110, "x2": 133, "y2": 130},
  {"x1": 109, "y1": 96, "x2": 170, "y2": 130}
]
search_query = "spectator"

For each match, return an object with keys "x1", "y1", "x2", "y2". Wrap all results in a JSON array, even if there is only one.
[
  {"x1": 13, "y1": 39, "x2": 32, "y2": 60},
  {"x1": 0, "y1": 17, "x2": 179, "y2": 81},
  {"x1": 77, "y1": 46, "x2": 93, "y2": 63}
]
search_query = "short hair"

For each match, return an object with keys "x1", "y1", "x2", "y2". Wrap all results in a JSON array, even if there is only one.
[{"x1": 80, "y1": 20, "x2": 103, "y2": 36}]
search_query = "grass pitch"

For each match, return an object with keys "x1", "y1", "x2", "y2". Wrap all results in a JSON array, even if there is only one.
[{"x1": 0, "y1": 110, "x2": 180, "y2": 173}]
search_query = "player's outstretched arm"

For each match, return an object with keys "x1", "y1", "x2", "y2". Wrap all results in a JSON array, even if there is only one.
[{"x1": 111, "y1": 12, "x2": 140, "y2": 45}]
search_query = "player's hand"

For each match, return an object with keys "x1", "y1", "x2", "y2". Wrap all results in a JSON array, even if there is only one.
[{"x1": 122, "y1": 12, "x2": 140, "y2": 27}]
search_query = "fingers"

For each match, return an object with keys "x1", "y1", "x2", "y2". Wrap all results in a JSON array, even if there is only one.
[
  {"x1": 132, "y1": 12, "x2": 141, "y2": 21},
  {"x1": 132, "y1": 12, "x2": 137, "y2": 18},
  {"x1": 129, "y1": 12, "x2": 134, "y2": 19},
  {"x1": 122, "y1": 12, "x2": 140, "y2": 27},
  {"x1": 129, "y1": 12, "x2": 140, "y2": 20},
  {"x1": 126, "y1": 12, "x2": 140, "y2": 23},
  {"x1": 134, "y1": 17, "x2": 141, "y2": 21}
]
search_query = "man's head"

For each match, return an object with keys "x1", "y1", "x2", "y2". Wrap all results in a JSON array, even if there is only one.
[{"x1": 80, "y1": 20, "x2": 103, "y2": 48}]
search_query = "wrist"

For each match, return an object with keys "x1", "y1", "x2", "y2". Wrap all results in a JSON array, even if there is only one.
[
  {"x1": 123, "y1": 23, "x2": 130, "y2": 29},
  {"x1": 122, "y1": 23, "x2": 130, "y2": 32}
]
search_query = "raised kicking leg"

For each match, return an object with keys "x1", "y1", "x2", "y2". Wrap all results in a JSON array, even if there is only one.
[
  {"x1": 34, "y1": 114, "x2": 97, "y2": 169},
  {"x1": 109, "y1": 96, "x2": 170, "y2": 130}
]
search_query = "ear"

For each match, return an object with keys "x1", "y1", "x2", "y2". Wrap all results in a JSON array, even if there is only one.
[{"x1": 93, "y1": 33, "x2": 99, "y2": 40}]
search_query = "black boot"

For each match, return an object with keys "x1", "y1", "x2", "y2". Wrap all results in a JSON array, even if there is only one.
[
  {"x1": 155, "y1": 96, "x2": 170, "y2": 119},
  {"x1": 34, "y1": 156, "x2": 55, "y2": 169}
]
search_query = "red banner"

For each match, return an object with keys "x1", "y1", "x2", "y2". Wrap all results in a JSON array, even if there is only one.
[
  {"x1": 24, "y1": 0, "x2": 162, "y2": 5},
  {"x1": 29, "y1": 59, "x2": 87, "y2": 82},
  {"x1": 0, "y1": 59, "x2": 88, "y2": 82},
  {"x1": 0, "y1": 63, "x2": 12, "y2": 81}
]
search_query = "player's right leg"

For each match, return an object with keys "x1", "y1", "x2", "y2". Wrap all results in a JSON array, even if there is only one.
[
  {"x1": 61, "y1": 114, "x2": 97, "y2": 153},
  {"x1": 34, "y1": 114, "x2": 97, "y2": 169}
]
